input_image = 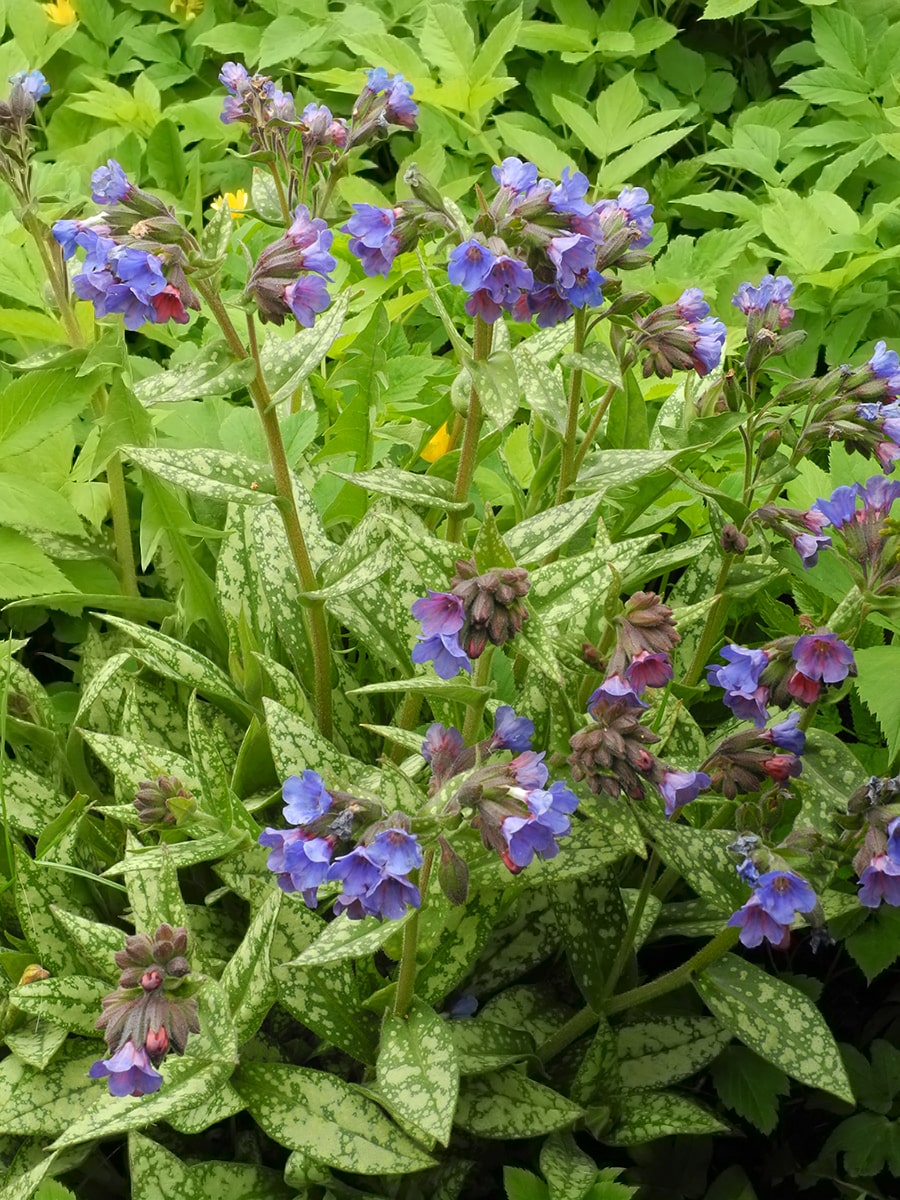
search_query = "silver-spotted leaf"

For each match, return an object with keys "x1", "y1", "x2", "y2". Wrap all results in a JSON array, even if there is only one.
[
  {"x1": 378, "y1": 998, "x2": 460, "y2": 1146},
  {"x1": 453, "y1": 1069, "x2": 583, "y2": 1138}
]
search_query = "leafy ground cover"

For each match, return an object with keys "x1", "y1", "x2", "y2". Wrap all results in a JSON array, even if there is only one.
[{"x1": 1, "y1": 2, "x2": 900, "y2": 1199}]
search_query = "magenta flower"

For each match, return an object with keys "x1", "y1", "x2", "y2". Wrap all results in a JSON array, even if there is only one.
[{"x1": 626, "y1": 650, "x2": 673, "y2": 692}]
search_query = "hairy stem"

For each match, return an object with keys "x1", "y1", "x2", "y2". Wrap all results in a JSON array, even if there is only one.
[
  {"x1": 603, "y1": 850, "x2": 659, "y2": 999},
  {"x1": 268, "y1": 163, "x2": 291, "y2": 225},
  {"x1": 462, "y1": 649, "x2": 494, "y2": 745},
  {"x1": 393, "y1": 848, "x2": 436, "y2": 1018},
  {"x1": 555, "y1": 307, "x2": 587, "y2": 506},
  {"x1": 571, "y1": 381, "x2": 619, "y2": 479},
  {"x1": 445, "y1": 316, "x2": 493, "y2": 543},
  {"x1": 682, "y1": 554, "x2": 734, "y2": 688}
]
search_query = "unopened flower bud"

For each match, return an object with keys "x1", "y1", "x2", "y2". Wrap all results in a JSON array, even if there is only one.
[
  {"x1": 145, "y1": 1025, "x2": 169, "y2": 1063},
  {"x1": 134, "y1": 775, "x2": 194, "y2": 826},
  {"x1": 759, "y1": 429, "x2": 782, "y2": 459},
  {"x1": 437, "y1": 836, "x2": 469, "y2": 906},
  {"x1": 141, "y1": 968, "x2": 164, "y2": 992},
  {"x1": 721, "y1": 524, "x2": 749, "y2": 555}
]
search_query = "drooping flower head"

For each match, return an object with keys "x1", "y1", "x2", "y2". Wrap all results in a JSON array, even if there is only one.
[
  {"x1": 858, "y1": 853, "x2": 900, "y2": 908},
  {"x1": 328, "y1": 828, "x2": 423, "y2": 920},
  {"x1": 91, "y1": 158, "x2": 132, "y2": 206},
  {"x1": 89, "y1": 1040, "x2": 163, "y2": 1098},
  {"x1": 342, "y1": 204, "x2": 401, "y2": 277},
  {"x1": 489, "y1": 705, "x2": 534, "y2": 753}
]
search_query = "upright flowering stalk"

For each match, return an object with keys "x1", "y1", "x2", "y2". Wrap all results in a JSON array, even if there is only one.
[
  {"x1": 89, "y1": 925, "x2": 200, "y2": 1097},
  {"x1": 813, "y1": 476, "x2": 900, "y2": 592},
  {"x1": 246, "y1": 204, "x2": 335, "y2": 326}
]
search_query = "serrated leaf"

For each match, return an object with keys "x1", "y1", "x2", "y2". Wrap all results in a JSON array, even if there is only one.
[
  {"x1": 710, "y1": 1044, "x2": 788, "y2": 1134},
  {"x1": 454, "y1": 1070, "x2": 583, "y2": 1138},
  {"x1": 854, "y1": 646, "x2": 900, "y2": 765},
  {"x1": 846, "y1": 904, "x2": 900, "y2": 983},
  {"x1": 235, "y1": 1062, "x2": 436, "y2": 1173},
  {"x1": 378, "y1": 998, "x2": 460, "y2": 1146},
  {"x1": 607, "y1": 1090, "x2": 728, "y2": 1144},
  {"x1": 615, "y1": 1016, "x2": 732, "y2": 1090},
  {"x1": 694, "y1": 954, "x2": 853, "y2": 1102}
]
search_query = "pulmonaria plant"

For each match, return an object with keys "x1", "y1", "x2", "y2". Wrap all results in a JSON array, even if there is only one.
[
  {"x1": 728, "y1": 859, "x2": 818, "y2": 949},
  {"x1": 89, "y1": 924, "x2": 200, "y2": 1097}
]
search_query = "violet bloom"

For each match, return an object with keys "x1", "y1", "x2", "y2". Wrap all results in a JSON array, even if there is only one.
[
  {"x1": 692, "y1": 316, "x2": 727, "y2": 376},
  {"x1": 384, "y1": 75, "x2": 417, "y2": 128},
  {"x1": 284, "y1": 276, "x2": 331, "y2": 326},
  {"x1": 508, "y1": 750, "x2": 550, "y2": 792},
  {"x1": 792, "y1": 633, "x2": 855, "y2": 684},
  {"x1": 548, "y1": 234, "x2": 597, "y2": 290},
  {"x1": 626, "y1": 650, "x2": 673, "y2": 692},
  {"x1": 329, "y1": 829, "x2": 422, "y2": 920},
  {"x1": 490, "y1": 705, "x2": 534, "y2": 753},
  {"x1": 365, "y1": 66, "x2": 392, "y2": 93},
  {"x1": 523, "y1": 284, "x2": 573, "y2": 328},
  {"x1": 887, "y1": 816, "x2": 900, "y2": 866},
  {"x1": 728, "y1": 893, "x2": 791, "y2": 949},
  {"x1": 464, "y1": 288, "x2": 503, "y2": 323},
  {"x1": 676, "y1": 288, "x2": 709, "y2": 323},
  {"x1": 448, "y1": 239, "x2": 496, "y2": 292},
  {"x1": 492, "y1": 157, "x2": 539, "y2": 194},
  {"x1": 792, "y1": 530, "x2": 831, "y2": 569},
  {"x1": 754, "y1": 870, "x2": 817, "y2": 924},
  {"x1": 342, "y1": 204, "x2": 400, "y2": 277},
  {"x1": 89, "y1": 1039, "x2": 163, "y2": 1098},
  {"x1": 219, "y1": 61, "x2": 252, "y2": 94},
  {"x1": 593, "y1": 186, "x2": 654, "y2": 248},
  {"x1": 736, "y1": 857, "x2": 760, "y2": 886},
  {"x1": 858, "y1": 853, "x2": 900, "y2": 907},
  {"x1": 813, "y1": 484, "x2": 860, "y2": 530},
  {"x1": 732, "y1": 274, "x2": 794, "y2": 325},
  {"x1": 259, "y1": 827, "x2": 334, "y2": 906},
  {"x1": 868, "y1": 340, "x2": 900, "y2": 383},
  {"x1": 422, "y1": 721, "x2": 465, "y2": 765},
  {"x1": 706, "y1": 645, "x2": 770, "y2": 727},
  {"x1": 563, "y1": 269, "x2": 605, "y2": 309},
  {"x1": 659, "y1": 768, "x2": 711, "y2": 818},
  {"x1": 548, "y1": 167, "x2": 592, "y2": 215},
  {"x1": 52, "y1": 219, "x2": 111, "y2": 262},
  {"x1": 587, "y1": 673, "x2": 649, "y2": 717},
  {"x1": 282, "y1": 769, "x2": 332, "y2": 826},
  {"x1": 766, "y1": 712, "x2": 806, "y2": 756},
  {"x1": 484, "y1": 255, "x2": 534, "y2": 305},
  {"x1": 10, "y1": 69, "x2": 50, "y2": 101},
  {"x1": 91, "y1": 159, "x2": 131, "y2": 206},
  {"x1": 501, "y1": 781, "x2": 578, "y2": 869},
  {"x1": 412, "y1": 633, "x2": 472, "y2": 679},
  {"x1": 859, "y1": 475, "x2": 900, "y2": 520},
  {"x1": 412, "y1": 590, "x2": 464, "y2": 637}
]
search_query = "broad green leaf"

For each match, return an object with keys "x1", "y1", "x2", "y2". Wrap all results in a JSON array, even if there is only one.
[
  {"x1": 200, "y1": 204, "x2": 234, "y2": 262},
  {"x1": 701, "y1": 0, "x2": 758, "y2": 18},
  {"x1": 260, "y1": 293, "x2": 350, "y2": 403},
  {"x1": 694, "y1": 954, "x2": 853, "y2": 1102},
  {"x1": 846, "y1": 904, "x2": 900, "y2": 983},
  {"x1": 288, "y1": 909, "x2": 412, "y2": 967},
  {"x1": 351, "y1": 676, "x2": 491, "y2": 706},
  {"x1": 129, "y1": 1132, "x2": 294, "y2": 1200},
  {"x1": 615, "y1": 1016, "x2": 732, "y2": 1090},
  {"x1": 515, "y1": 346, "x2": 567, "y2": 435},
  {"x1": 551, "y1": 872, "x2": 627, "y2": 1010},
  {"x1": 505, "y1": 495, "x2": 601, "y2": 563},
  {"x1": 131, "y1": 345, "x2": 256, "y2": 406},
  {"x1": 710, "y1": 1045, "x2": 789, "y2": 1134},
  {"x1": 234, "y1": 1062, "x2": 436, "y2": 1173},
  {"x1": 5, "y1": 1022, "x2": 69, "y2": 1071},
  {"x1": 505, "y1": 1167, "x2": 550, "y2": 1200},
  {"x1": 0, "y1": 475, "x2": 82, "y2": 537},
  {"x1": 540, "y1": 1131, "x2": 598, "y2": 1200},
  {"x1": 333, "y1": 466, "x2": 469, "y2": 512},
  {"x1": 454, "y1": 1070, "x2": 583, "y2": 1138},
  {"x1": 50, "y1": 908, "x2": 123, "y2": 981},
  {"x1": 0, "y1": 530, "x2": 76, "y2": 599},
  {"x1": 122, "y1": 835, "x2": 190, "y2": 937},
  {"x1": 607, "y1": 1090, "x2": 728, "y2": 1144},
  {"x1": 263, "y1": 696, "x2": 375, "y2": 791},
  {"x1": 417, "y1": 889, "x2": 504, "y2": 1004},
  {"x1": 0, "y1": 1045, "x2": 100, "y2": 1136},
  {"x1": 8, "y1": 977, "x2": 108, "y2": 1039},
  {"x1": 450, "y1": 1019, "x2": 536, "y2": 1075},
  {"x1": 854, "y1": 646, "x2": 900, "y2": 765},
  {"x1": 15, "y1": 848, "x2": 90, "y2": 976},
  {"x1": 571, "y1": 1016, "x2": 618, "y2": 1106},
  {"x1": 220, "y1": 890, "x2": 280, "y2": 1045},
  {"x1": 0, "y1": 370, "x2": 92, "y2": 461},
  {"x1": 3, "y1": 765, "x2": 67, "y2": 837},
  {"x1": 643, "y1": 818, "x2": 744, "y2": 912},
  {"x1": 126, "y1": 445, "x2": 275, "y2": 505},
  {"x1": 378, "y1": 998, "x2": 460, "y2": 1146},
  {"x1": 471, "y1": 351, "x2": 521, "y2": 430}
]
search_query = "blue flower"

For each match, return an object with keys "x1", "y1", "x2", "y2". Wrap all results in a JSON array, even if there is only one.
[
  {"x1": 501, "y1": 780, "x2": 578, "y2": 869},
  {"x1": 676, "y1": 287, "x2": 709, "y2": 323},
  {"x1": 328, "y1": 829, "x2": 422, "y2": 920},
  {"x1": 89, "y1": 1039, "x2": 163, "y2": 1098},
  {"x1": 10, "y1": 70, "x2": 49, "y2": 101},
  {"x1": 812, "y1": 484, "x2": 860, "y2": 529},
  {"x1": 219, "y1": 62, "x2": 252, "y2": 94},
  {"x1": 792, "y1": 633, "x2": 855, "y2": 685},
  {"x1": 659, "y1": 768, "x2": 711, "y2": 818},
  {"x1": 691, "y1": 315, "x2": 726, "y2": 376},
  {"x1": 792, "y1": 530, "x2": 831, "y2": 569},
  {"x1": 587, "y1": 673, "x2": 648, "y2": 717},
  {"x1": 365, "y1": 66, "x2": 392, "y2": 94},
  {"x1": 754, "y1": 870, "x2": 817, "y2": 924},
  {"x1": 448, "y1": 239, "x2": 496, "y2": 292},
  {"x1": 284, "y1": 275, "x2": 331, "y2": 326},
  {"x1": 736, "y1": 857, "x2": 760, "y2": 886},
  {"x1": 519, "y1": 284, "x2": 573, "y2": 328},
  {"x1": 282, "y1": 769, "x2": 332, "y2": 826},
  {"x1": 706, "y1": 645, "x2": 770, "y2": 727},
  {"x1": 411, "y1": 632, "x2": 472, "y2": 679},
  {"x1": 859, "y1": 853, "x2": 900, "y2": 907},
  {"x1": 592, "y1": 186, "x2": 654, "y2": 248},
  {"x1": 412, "y1": 590, "x2": 464, "y2": 637},
  {"x1": 766, "y1": 712, "x2": 806, "y2": 756},
  {"x1": 484, "y1": 255, "x2": 534, "y2": 305},
  {"x1": 869, "y1": 340, "x2": 900, "y2": 381},
  {"x1": 91, "y1": 159, "x2": 131, "y2": 206},
  {"x1": 732, "y1": 274, "x2": 794, "y2": 326},
  {"x1": 259, "y1": 826, "x2": 334, "y2": 907},
  {"x1": 367, "y1": 827, "x2": 423, "y2": 875},
  {"x1": 548, "y1": 167, "x2": 591, "y2": 215},
  {"x1": 492, "y1": 156, "x2": 539, "y2": 194},
  {"x1": 547, "y1": 234, "x2": 597, "y2": 290},
  {"x1": 859, "y1": 475, "x2": 900, "y2": 519},
  {"x1": 384, "y1": 75, "x2": 417, "y2": 128},
  {"x1": 489, "y1": 705, "x2": 534, "y2": 753},
  {"x1": 727, "y1": 892, "x2": 791, "y2": 949},
  {"x1": 343, "y1": 205, "x2": 400, "y2": 277}
]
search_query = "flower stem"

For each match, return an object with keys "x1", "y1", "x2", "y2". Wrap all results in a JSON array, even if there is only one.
[
  {"x1": 445, "y1": 316, "x2": 493, "y2": 543},
  {"x1": 555, "y1": 307, "x2": 588, "y2": 506},
  {"x1": 571, "y1": 381, "x2": 619, "y2": 480},
  {"x1": 462, "y1": 649, "x2": 494, "y2": 745},
  {"x1": 197, "y1": 281, "x2": 333, "y2": 738},
  {"x1": 393, "y1": 848, "x2": 436, "y2": 1018},
  {"x1": 602, "y1": 850, "x2": 659, "y2": 999},
  {"x1": 682, "y1": 554, "x2": 734, "y2": 688},
  {"x1": 268, "y1": 164, "x2": 291, "y2": 225}
]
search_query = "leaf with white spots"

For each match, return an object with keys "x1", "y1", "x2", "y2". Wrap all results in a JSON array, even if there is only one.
[
  {"x1": 8, "y1": 977, "x2": 108, "y2": 1039},
  {"x1": 130, "y1": 345, "x2": 257, "y2": 407},
  {"x1": 454, "y1": 1069, "x2": 583, "y2": 1138},
  {"x1": 0, "y1": 1044, "x2": 101, "y2": 1136},
  {"x1": 122, "y1": 835, "x2": 190, "y2": 937},
  {"x1": 220, "y1": 890, "x2": 280, "y2": 1045},
  {"x1": 125, "y1": 445, "x2": 274, "y2": 504},
  {"x1": 49, "y1": 908, "x2": 123, "y2": 981},
  {"x1": 643, "y1": 818, "x2": 745, "y2": 913},
  {"x1": 15, "y1": 847, "x2": 92, "y2": 976},
  {"x1": 505, "y1": 494, "x2": 602, "y2": 563},
  {"x1": 417, "y1": 889, "x2": 504, "y2": 1004},
  {"x1": 378, "y1": 998, "x2": 460, "y2": 1146},
  {"x1": 694, "y1": 954, "x2": 853, "y2": 1103},
  {"x1": 288, "y1": 908, "x2": 413, "y2": 967},
  {"x1": 261, "y1": 292, "x2": 349, "y2": 403},
  {"x1": 129, "y1": 1132, "x2": 294, "y2": 1200},
  {"x1": 332, "y1": 467, "x2": 470, "y2": 512},
  {"x1": 551, "y1": 871, "x2": 627, "y2": 1010},
  {"x1": 539, "y1": 1131, "x2": 599, "y2": 1200},
  {"x1": 235, "y1": 1062, "x2": 436, "y2": 1173},
  {"x1": 615, "y1": 1016, "x2": 732, "y2": 1091},
  {"x1": 449, "y1": 1019, "x2": 536, "y2": 1075},
  {"x1": 5, "y1": 1023, "x2": 69, "y2": 1071},
  {"x1": 262, "y1": 696, "x2": 376, "y2": 792},
  {"x1": 606, "y1": 1090, "x2": 729, "y2": 1145}
]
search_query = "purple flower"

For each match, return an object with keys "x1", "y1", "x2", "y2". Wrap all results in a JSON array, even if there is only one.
[
  {"x1": 267, "y1": 86, "x2": 295, "y2": 122},
  {"x1": 792, "y1": 633, "x2": 855, "y2": 685},
  {"x1": 875, "y1": 440, "x2": 900, "y2": 472},
  {"x1": 422, "y1": 722, "x2": 465, "y2": 784},
  {"x1": 288, "y1": 205, "x2": 333, "y2": 255},
  {"x1": 521, "y1": 284, "x2": 573, "y2": 328},
  {"x1": 385, "y1": 75, "x2": 418, "y2": 128},
  {"x1": 284, "y1": 276, "x2": 331, "y2": 326},
  {"x1": 89, "y1": 1039, "x2": 163, "y2": 1098},
  {"x1": 659, "y1": 768, "x2": 711, "y2": 818},
  {"x1": 492, "y1": 157, "x2": 540, "y2": 193},
  {"x1": 869, "y1": 340, "x2": 900, "y2": 382},
  {"x1": 365, "y1": 67, "x2": 392, "y2": 94},
  {"x1": 792, "y1": 531, "x2": 831, "y2": 569},
  {"x1": 736, "y1": 857, "x2": 760, "y2": 886},
  {"x1": 448, "y1": 239, "x2": 496, "y2": 292},
  {"x1": 91, "y1": 159, "x2": 131, "y2": 206},
  {"x1": 412, "y1": 590, "x2": 465, "y2": 637},
  {"x1": 282, "y1": 769, "x2": 332, "y2": 826},
  {"x1": 859, "y1": 475, "x2": 900, "y2": 519},
  {"x1": 587, "y1": 673, "x2": 649, "y2": 717},
  {"x1": 813, "y1": 484, "x2": 860, "y2": 529},
  {"x1": 489, "y1": 706, "x2": 534, "y2": 753},
  {"x1": 367, "y1": 827, "x2": 423, "y2": 875},
  {"x1": 52, "y1": 219, "x2": 111, "y2": 262},
  {"x1": 547, "y1": 234, "x2": 597, "y2": 290},
  {"x1": 219, "y1": 62, "x2": 252, "y2": 94},
  {"x1": 886, "y1": 817, "x2": 900, "y2": 866},
  {"x1": 501, "y1": 781, "x2": 578, "y2": 869},
  {"x1": 691, "y1": 315, "x2": 726, "y2": 376},
  {"x1": 484, "y1": 255, "x2": 534, "y2": 305},
  {"x1": 328, "y1": 847, "x2": 383, "y2": 919},
  {"x1": 259, "y1": 826, "x2": 334, "y2": 906},
  {"x1": 548, "y1": 168, "x2": 591, "y2": 215},
  {"x1": 754, "y1": 870, "x2": 817, "y2": 924},
  {"x1": 766, "y1": 712, "x2": 806, "y2": 756},
  {"x1": 343, "y1": 205, "x2": 400, "y2": 276},
  {"x1": 412, "y1": 634, "x2": 472, "y2": 679},
  {"x1": 626, "y1": 650, "x2": 673, "y2": 692},
  {"x1": 465, "y1": 288, "x2": 503, "y2": 323},
  {"x1": 706, "y1": 645, "x2": 770, "y2": 727},
  {"x1": 592, "y1": 186, "x2": 654, "y2": 248},
  {"x1": 10, "y1": 70, "x2": 49, "y2": 101},
  {"x1": 328, "y1": 829, "x2": 422, "y2": 920},
  {"x1": 113, "y1": 247, "x2": 167, "y2": 296},
  {"x1": 727, "y1": 893, "x2": 791, "y2": 949},
  {"x1": 858, "y1": 853, "x2": 900, "y2": 908},
  {"x1": 732, "y1": 274, "x2": 795, "y2": 326},
  {"x1": 562, "y1": 269, "x2": 605, "y2": 309},
  {"x1": 508, "y1": 750, "x2": 549, "y2": 792},
  {"x1": 676, "y1": 288, "x2": 709, "y2": 323},
  {"x1": 350, "y1": 235, "x2": 400, "y2": 277}
]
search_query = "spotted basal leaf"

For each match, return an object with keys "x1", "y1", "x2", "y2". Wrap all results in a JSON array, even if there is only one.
[
  {"x1": 453, "y1": 1069, "x2": 583, "y2": 1138},
  {"x1": 606, "y1": 1090, "x2": 729, "y2": 1145},
  {"x1": 551, "y1": 871, "x2": 628, "y2": 1010},
  {"x1": 449, "y1": 1020, "x2": 536, "y2": 1076},
  {"x1": 378, "y1": 998, "x2": 460, "y2": 1146},
  {"x1": 614, "y1": 1016, "x2": 732, "y2": 1091},
  {"x1": 220, "y1": 890, "x2": 280, "y2": 1045}
]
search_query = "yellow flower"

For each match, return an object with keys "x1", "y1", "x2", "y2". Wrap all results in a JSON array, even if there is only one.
[
  {"x1": 170, "y1": 0, "x2": 204, "y2": 19},
  {"x1": 211, "y1": 189, "x2": 249, "y2": 220},
  {"x1": 43, "y1": 0, "x2": 76, "y2": 24},
  {"x1": 421, "y1": 421, "x2": 453, "y2": 463}
]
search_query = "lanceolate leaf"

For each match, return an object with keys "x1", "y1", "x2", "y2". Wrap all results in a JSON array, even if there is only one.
[
  {"x1": 453, "y1": 1070, "x2": 583, "y2": 1138},
  {"x1": 449, "y1": 1020, "x2": 536, "y2": 1076},
  {"x1": 234, "y1": 1062, "x2": 436, "y2": 1173},
  {"x1": 694, "y1": 954, "x2": 853, "y2": 1102},
  {"x1": 606, "y1": 1090, "x2": 728, "y2": 1145},
  {"x1": 125, "y1": 445, "x2": 276, "y2": 505},
  {"x1": 220, "y1": 890, "x2": 280, "y2": 1045},
  {"x1": 539, "y1": 1131, "x2": 598, "y2": 1200},
  {"x1": 378, "y1": 998, "x2": 460, "y2": 1146},
  {"x1": 8, "y1": 977, "x2": 109, "y2": 1038},
  {"x1": 614, "y1": 1016, "x2": 732, "y2": 1091},
  {"x1": 129, "y1": 1133, "x2": 294, "y2": 1200},
  {"x1": 551, "y1": 871, "x2": 627, "y2": 1010}
]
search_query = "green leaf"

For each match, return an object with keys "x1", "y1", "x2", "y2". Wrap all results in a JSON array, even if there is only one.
[
  {"x1": 0, "y1": 369, "x2": 92, "y2": 461},
  {"x1": 125, "y1": 445, "x2": 276, "y2": 505},
  {"x1": 471, "y1": 351, "x2": 521, "y2": 430},
  {"x1": 540, "y1": 1131, "x2": 598, "y2": 1200},
  {"x1": 643, "y1": 818, "x2": 745, "y2": 913},
  {"x1": 332, "y1": 467, "x2": 470, "y2": 512},
  {"x1": 0, "y1": 530, "x2": 76, "y2": 599},
  {"x1": 235, "y1": 1062, "x2": 436, "y2": 1173},
  {"x1": 131, "y1": 344, "x2": 256, "y2": 406},
  {"x1": 417, "y1": 889, "x2": 504, "y2": 1004},
  {"x1": 201, "y1": 205, "x2": 234, "y2": 263},
  {"x1": 0, "y1": 1045, "x2": 101, "y2": 1136},
  {"x1": 8, "y1": 977, "x2": 108, "y2": 1038},
  {"x1": 615, "y1": 1016, "x2": 732, "y2": 1090},
  {"x1": 551, "y1": 872, "x2": 627, "y2": 1010},
  {"x1": 505, "y1": 1167, "x2": 550, "y2": 1200},
  {"x1": 378, "y1": 998, "x2": 460, "y2": 1146},
  {"x1": 3, "y1": 764, "x2": 68, "y2": 837},
  {"x1": 701, "y1": 0, "x2": 758, "y2": 18},
  {"x1": 220, "y1": 890, "x2": 280, "y2": 1045},
  {"x1": 5, "y1": 1023, "x2": 69, "y2": 1071},
  {"x1": 289, "y1": 908, "x2": 412, "y2": 967},
  {"x1": 505, "y1": 495, "x2": 601, "y2": 563},
  {"x1": 15, "y1": 848, "x2": 89, "y2": 976},
  {"x1": 454, "y1": 1070, "x2": 583, "y2": 1138},
  {"x1": 129, "y1": 1132, "x2": 294, "y2": 1200},
  {"x1": 0, "y1": 475, "x2": 82, "y2": 537},
  {"x1": 263, "y1": 696, "x2": 373, "y2": 791},
  {"x1": 50, "y1": 908, "x2": 123, "y2": 981},
  {"x1": 854, "y1": 645, "x2": 900, "y2": 765},
  {"x1": 607, "y1": 1090, "x2": 728, "y2": 1144},
  {"x1": 846, "y1": 904, "x2": 900, "y2": 983},
  {"x1": 260, "y1": 293, "x2": 350, "y2": 403},
  {"x1": 351, "y1": 676, "x2": 491, "y2": 706},
  {"x1": 711, "y1": 1045, "x2": 789, "y2": 1134},
  {"x1": 694, "y1": 954, "x2": 853, "y2": 1102},
  {"x1": 450, "y1": 1019, "x2": 536, "y2": 1075},
  {"x1": 122, "y1": 835, "x2": 190, "y2": 937}
]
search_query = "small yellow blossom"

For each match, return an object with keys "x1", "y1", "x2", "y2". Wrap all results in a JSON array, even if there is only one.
[
  {"x1": 43, "y1": 0, "x2": 77, "y2": 25},
  {"x1": 211, "y1": 189, "x2": 249, "y2": 220},
  {"x1": 170, "y1": 0, "x2": 204, "y2": 19},
  {"x1": 421, "y1": 421, "x2": 453, "y2": 463}
]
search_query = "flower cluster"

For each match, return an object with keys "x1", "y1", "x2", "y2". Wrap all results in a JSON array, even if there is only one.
[
  {"x1": 750, "y1": 503, "x2": 832, "y2": 570},
  {"x1": 425, "y1": 706, "x2": 579, "y2": 875},
  {"x1": 259, "y1": 770, "x2": 422, "y2": 920},
  {"x1": 52, "y1": 160, "x2": 199, "y2": 330},
  {"x1": 702, "y1": 712, "x2": 806, "y2": 800},
  {"x1": 812, "y1": 476, "x2": 900, "y2": 592},
  {"x1": 219, "y1": 61, "x2": 295, "y2": 130},
  {"x1": 89, "y1": 924, "x2": 200, "y2": 1097},
  {"x1": 706, "y1": 632, "x2": 856, "y2": 725},
  {"x1": 634, "y1": 288, "x2": 726, "y2": 379},
  {"x1": 134, "y1": 774, "x2": 195, "y2": 826},
  {"x1": 728, "y1": 862, "x2": 817, "y2": 948},
  {"x1": 246, "y1": 203, "x2": 335, "y2": 325},
  {"x1": 732, "y1": 274, "x2": 794, "y2": 328},
  {"x1": 411, "y1": 561, "x2": 531, "y2": 679},
  {"x1": 849, "y1": 776, "x2": 900, "y2": 908}
]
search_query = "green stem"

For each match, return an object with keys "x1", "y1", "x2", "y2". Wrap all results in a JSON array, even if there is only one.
[
  {"x1": 268, "y1": 163, "x2": 291, "y2": 225},
  {"x1": 571, "y1": 381, "x2": 619, "y2": 480},
  {"x1": 389, "y1": 692, "x2": 424, "y2": 764},
  {"x1": 555, "y1": 307, "x2": 587, "y2": 506},
  {"x1": 682, "y1": 554, "x2": 734, "y2": 688},
  {"x1": 603, "y1": 850, "x2": 659, "y2": 999},
  {"x1": 197, "y1": 281, "x2": 333, "y2": 738},
  {"x1": 393, "y1": 848, "x2": 436, "y2": 1018},
  {"x1": 445, "y1": 316, "x2": 493, "y2": 543},
  {"x1": 462, "y1": 649, "x2": 494, "y2": 744}
]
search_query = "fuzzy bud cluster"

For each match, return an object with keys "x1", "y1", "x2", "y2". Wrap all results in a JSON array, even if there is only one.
[{"x1": 134, "y1": 775, "x2": 195, "y2": 826}]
